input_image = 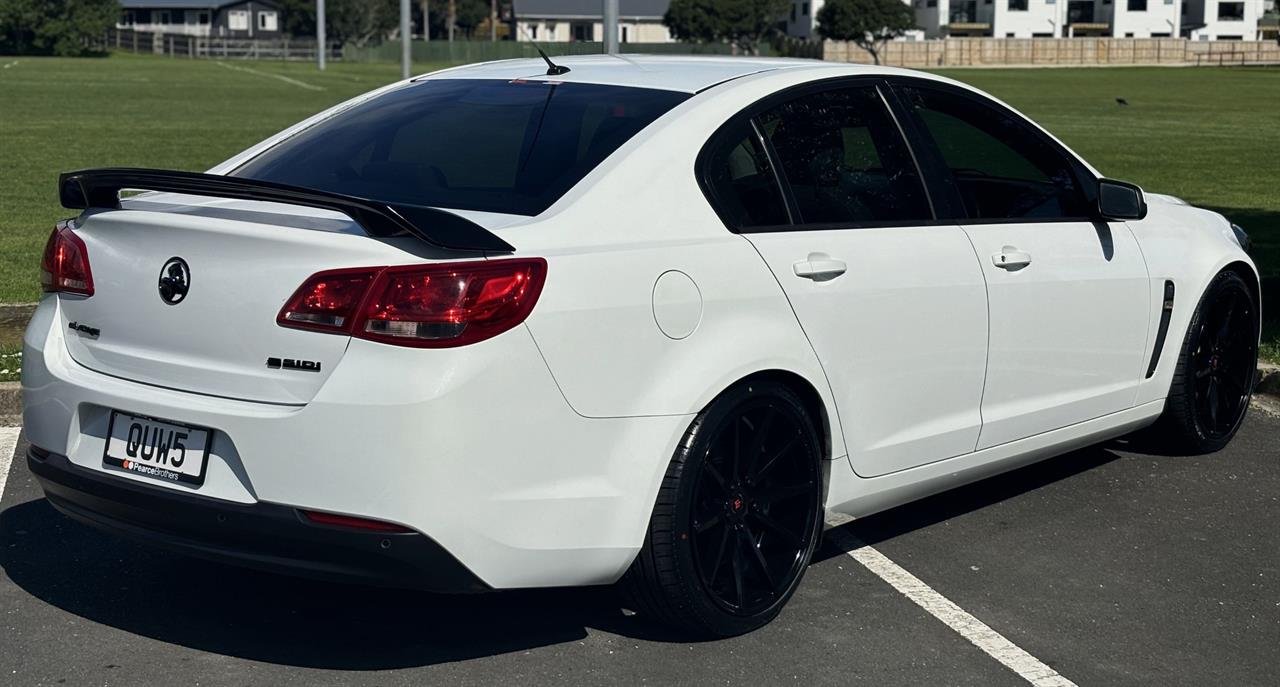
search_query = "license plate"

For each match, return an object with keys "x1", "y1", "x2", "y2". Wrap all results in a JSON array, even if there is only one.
[{"x1": 103, "y1": 411, "x2": 212, "y2": 486}]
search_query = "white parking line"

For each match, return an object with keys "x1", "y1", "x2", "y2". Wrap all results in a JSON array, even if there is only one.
[
  {"x1": 0, "y1": 426, "x2": 20, "y2": 499},
  {"x1": 825, "y1": 517, "x2": 1077, "y2": 687}
]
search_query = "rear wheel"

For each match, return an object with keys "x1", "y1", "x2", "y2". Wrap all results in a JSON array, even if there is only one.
[
  {"x1": 620, "y1": 381, "x2": 823, "y2": 638},
  {"x1": 1160, "y1": 270, "x2": 1259, "y2": 453}
]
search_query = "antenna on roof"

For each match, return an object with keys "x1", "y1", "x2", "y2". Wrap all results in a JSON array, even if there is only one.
[{"x1": 519, "y1": 24, "x2": 570, "y2": 76}]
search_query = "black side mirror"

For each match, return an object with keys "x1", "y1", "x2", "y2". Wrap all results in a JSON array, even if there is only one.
[{"x1": 1097, "y1": 179, "x2": 1147, "y2": 220}]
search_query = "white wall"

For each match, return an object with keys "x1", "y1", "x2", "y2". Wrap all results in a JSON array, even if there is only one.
[
  {"x1": 1185, "y1": 0, "x2": 1265, "y2": 38},
  {"x1": 1112, "y1": 0, "x2": 1181, "y2": 36},
  {"x1": 514, "y1": 19, "x2": 672, "y2": 43}
]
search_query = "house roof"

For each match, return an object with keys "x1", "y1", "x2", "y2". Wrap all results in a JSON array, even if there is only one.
[
  {"x1": 120, "y1": 0, "x2": 279, "y2": 8},
  {"x1": 511, "y1": 0, "x2": 670, "y2": 19}
]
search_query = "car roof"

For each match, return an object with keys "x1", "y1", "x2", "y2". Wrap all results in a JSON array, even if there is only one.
[{"x1": 417, "y1": 54, "x2": 911, "y2": 94}]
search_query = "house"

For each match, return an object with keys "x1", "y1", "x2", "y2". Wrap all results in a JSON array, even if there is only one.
[
  {"x1": 1181, "y1": 0, "x2": 1267, "y2": 39},
  {"x1": 511, "y1": 0, "x2": 675, "y2": 43},
  {"x1": 910, "y1": 0, "x2": 1184, "y2": 38},
  {"x1": 116, "y1": 0, "x2": 283, "y2": 38}
]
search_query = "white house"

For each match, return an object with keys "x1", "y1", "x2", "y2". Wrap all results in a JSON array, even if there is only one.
[
  {"x1": 511, "y1": 0, "x2": 674, "y2": 43},
  {"x1": 1182, "y1": 0, "x2": 1268, "y2": 39},
  {"x1": 911, "y1": 0, "x2": 1193, "y2": 37},
  {"x1": 116, "y1": 0, "x2": 283, "y2": 38}
]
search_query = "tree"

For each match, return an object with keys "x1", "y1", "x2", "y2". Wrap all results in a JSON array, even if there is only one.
[
  {"x1": 663, "y1": 0, "x2": 789, "y2": 55},
  {"x1": 0, "y1": 0, "x2": 117, "y2": 56},
  {"x1": 816, "y1": 0, "x2": 916, "y2": 65}
]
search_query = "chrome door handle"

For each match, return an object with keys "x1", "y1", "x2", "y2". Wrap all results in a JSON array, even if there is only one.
[
  {"x1": 992, "y1": 246, "x2": 1032, "y2": 270},
  {"x1": 793, "y1": 253, "x2": 847, "y2": 281}
]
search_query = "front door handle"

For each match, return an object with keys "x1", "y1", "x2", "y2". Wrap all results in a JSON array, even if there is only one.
[
  {"x1": 992, "y1": 246, "x2": 1032, "y2": 270},
  {"x1": 793, "y1": 253, "x2": 847, "y2": 282}
]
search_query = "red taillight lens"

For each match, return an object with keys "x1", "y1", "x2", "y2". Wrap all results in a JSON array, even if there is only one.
[
  {"x1": 277, "y1": 267, "x2": 380, "y2": 333},
  {"x1": 276, "y1": 258, "x2": 546, "y2": 348},
  {"x1": 357, "y1": 259, "x2": 547, "y2": 348},
  {"x1": 40, "y1": 222, "x2": 94, "y2": 296},
  {"x1": 300, "y1": 509, "x2": 413, "y2": 533}
]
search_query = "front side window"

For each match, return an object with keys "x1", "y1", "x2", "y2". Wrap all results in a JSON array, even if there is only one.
[
  {"x1": 1128, "y1": 0, "x2": 1147, "y2": 11},
  {"x1": 228, "y1": 10, "x2": 249, "y2": 30},
  {"x1": 702, "y1": 122, "x2": 790, "y2": 229},
  {"x1": 757, "y1": 86, "x2": 931, "y2": 226},
  {"x1": 258, "y1": 11, "x2": 279, "y2": 31},
  {"x1": 1008, "y1": 0, "x2": 1029, "y2": 10},
  {"x1": 234, "y1": 79, "x2": 688, "y2": 217},
  {"x1": 902, "y1": 86, "x2": 1089, "y2": 221}
]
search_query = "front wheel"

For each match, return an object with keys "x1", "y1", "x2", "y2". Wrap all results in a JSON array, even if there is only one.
[
  {"x1": 620, "y1": 380, "x2": 824, "y2": 638},
  {"x1": 1160, "y1": 270, "x2": 1259, "y2": 453}
]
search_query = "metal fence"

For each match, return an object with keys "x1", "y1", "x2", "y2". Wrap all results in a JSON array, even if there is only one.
[
  {"x1": 342, "y1": 39, "x2": 777, "y2": 63},
  {"x1": 108, "y1": 29, "x2": 340, "y2": 61}
]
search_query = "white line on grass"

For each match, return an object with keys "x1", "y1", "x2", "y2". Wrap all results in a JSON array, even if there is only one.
[
  {"x1": 214, "y1": 61, "x2": 324, "y2": 91},
  {"x1": 825, "y1": 516, "x2": 1077, "y2": 687},
  {"x1": 0, "y1": 426, "x2": 20, "y2": 500}
]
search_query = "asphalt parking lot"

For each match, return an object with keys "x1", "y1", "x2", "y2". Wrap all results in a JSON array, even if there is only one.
[{"x1": 1, "y1": 410, "x2": 1276, "y2": 686}]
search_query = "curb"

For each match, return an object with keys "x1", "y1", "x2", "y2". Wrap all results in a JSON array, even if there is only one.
[{"x1": 0, "y1": 381, "x2": 19, "y2": 422}]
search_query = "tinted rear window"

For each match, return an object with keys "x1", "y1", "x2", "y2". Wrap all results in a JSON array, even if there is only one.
[{"x1": 233, "y1": 79, "x2": 689, "y2": 216}]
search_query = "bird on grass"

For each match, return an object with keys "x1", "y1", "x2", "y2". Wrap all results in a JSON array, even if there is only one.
[{"x1": 1116, "y1": 97, "x2": 1129, "y2": 106}]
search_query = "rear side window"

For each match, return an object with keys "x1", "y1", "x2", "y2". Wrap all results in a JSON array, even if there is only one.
[
  {"x1": 701, "y1": 121, "x2": 790, "y2": 228},
  {"x1": 758, "y1": 86, "x2": 931, "y2": 226},
  {"x1": 233, "y1": 79, "x2": 689, "y2": 216},
  {"x1": 901, "y1": 86, "x2": 1090, "y2": 221}
]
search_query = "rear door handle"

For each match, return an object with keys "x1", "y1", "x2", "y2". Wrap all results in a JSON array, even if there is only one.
[
  {"x1": 793, "y1": 253, "x2": 847, "y2": 281},
  {"x1": 992, "y1": 246, "x2": 1032, "y2": 270}
]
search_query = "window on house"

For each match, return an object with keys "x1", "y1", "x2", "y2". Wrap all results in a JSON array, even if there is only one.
[
  {"x1": 1217, "y1": 34, "x2": 1243, "y2": 39},
  {"x1": 622, "y1": 26, "x2": 629, "y2": 42},
  {"x1": 1033, "y1": 32, "x2": 1054, "y2": 36},
  {"x1": 571, "y1": 22, "x2": 593, "y2": 41},
  {"x1": 1152, "y1": 31, "x2": 1171, "y2": 36},
  {"x1": 529, "y1": 24, "x2": 538, "y2": 39},
  {"x1": 134, "y1": 9, "x2": 151, "y2": 23},
  {"x1": 258, "y1": 11, "x2": 278, "y2": 31},
  {"x1": 803, "y1": 3, "x2": 810, "y2": 15},
  {"x1": 755, "y1": 86, "x2": 932, "y2": 226},
  {"x1": 791, "y1": 4, "x2": 797, "y2": 21},
  {"x1": 1127, "y1": 0, "x2": 1147, "y2": 11},
  {"x1": 1125, "y1": 31, "x2": 1135, "y2": 36},
  {"x1": 1218, "y1": 2, "x2": 1245, "y2": 19},
  {"x1": 927, "y1": 0, "x2": 938, "y2": 7},
  {"x1": 228, "y1": 10, "x2": 249, "y2": 30},
  {"x1": 156, "y1": 10, "x2": 171, "y2": 24},
  {"x1": 1008, "y1": 0, "x2": 1029, "y2": 10},
  {"x1": 120, "y1": 11, "x2": 134, "y2": 26},
  {"x1": 198, "y1": 11, "x2": 210, "y2": 24}
]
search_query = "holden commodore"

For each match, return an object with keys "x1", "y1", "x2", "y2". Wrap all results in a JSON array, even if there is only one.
[{"x1": 24, "y1": 56, "x2": 1259, "y2": 637}]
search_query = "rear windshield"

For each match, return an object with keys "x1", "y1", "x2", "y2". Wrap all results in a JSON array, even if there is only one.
[{"x1": 233, "y1": 79, "x2": 689, "y2": 216}]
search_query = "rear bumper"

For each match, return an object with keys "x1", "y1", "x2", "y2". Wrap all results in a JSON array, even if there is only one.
[
  {"x1": 29, "y1": 446, "x2": 489, "y2": 592},
  {"x1": 22, "y1": 296, "x2": 693, "y2": 589}
]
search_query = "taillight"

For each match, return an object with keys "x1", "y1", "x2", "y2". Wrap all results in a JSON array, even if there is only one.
[
  {"x1": 276, "y1": 267, "x2": 379, "y2": 333},
  {"x1": 40, "y1": 221, "x2": 94, "y2": 296},
  {"x1": 277, "y1": 258, "x2": 546, "y2": 348}
]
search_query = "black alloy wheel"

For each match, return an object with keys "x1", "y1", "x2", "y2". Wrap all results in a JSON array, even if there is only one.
[
  {"x1": 689, "y1": 398, "x2": 821, "y2": 616},
  {"x1": 1162, "y1": 269, "x2": 1259, "y2": 453},
  {"x1": 620, "y1": 380, "x2": 824, "y2": 637}
]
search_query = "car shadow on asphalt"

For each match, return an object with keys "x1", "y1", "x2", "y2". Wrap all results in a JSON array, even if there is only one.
[{"x1": 0, "y1": 437, "x2": 1177, "y2": 669}]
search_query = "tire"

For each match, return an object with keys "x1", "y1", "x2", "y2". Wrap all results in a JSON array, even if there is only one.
[
  {"x1": 1159, "y1": 270, "x2": 1259, "y2": 453},
  {"x1": 620, "y1": 380, "x2": 824, "y2": 638}
]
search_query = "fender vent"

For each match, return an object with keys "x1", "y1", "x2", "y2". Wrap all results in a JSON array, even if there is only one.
[{"x1": 1145, "y1": 280, "x2": 1176, "y2": 379}]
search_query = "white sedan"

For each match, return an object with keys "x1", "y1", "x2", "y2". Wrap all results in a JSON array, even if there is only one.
[{"x1": 24, "y1": 56, "x2": 1259, "y2": 637}]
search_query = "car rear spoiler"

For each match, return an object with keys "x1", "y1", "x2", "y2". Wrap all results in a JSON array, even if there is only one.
[{"x1": 57, "y1": 168, "x2": 516, "y2": 254}]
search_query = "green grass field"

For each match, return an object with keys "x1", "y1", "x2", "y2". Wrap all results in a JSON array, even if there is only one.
[{"x1": 1, "y1": 55, "x2": 1276, "y2": 363}]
